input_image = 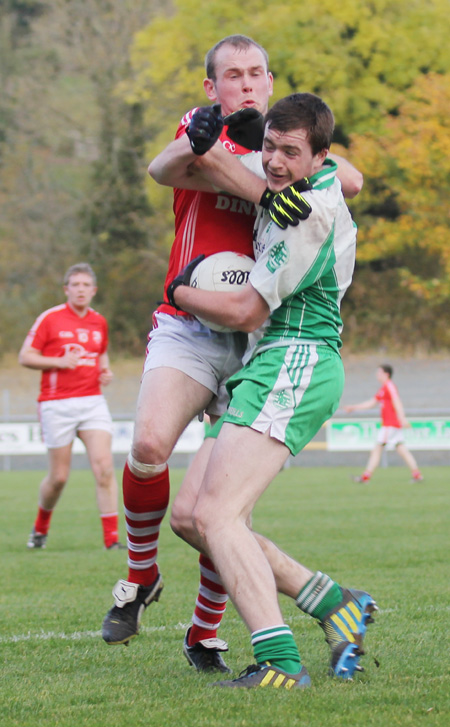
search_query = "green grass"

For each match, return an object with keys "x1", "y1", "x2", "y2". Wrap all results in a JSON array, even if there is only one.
[{"x1": 1, "y1": 466, "x2": 448, "y2": 727}]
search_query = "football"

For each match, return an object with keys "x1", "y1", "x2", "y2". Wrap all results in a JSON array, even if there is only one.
[{"x1": 190, "y1": 251, "x2": 254, "y2": 332}]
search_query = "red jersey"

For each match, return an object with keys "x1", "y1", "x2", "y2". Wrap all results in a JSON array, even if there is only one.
[
  {"x1": 375, "y1": 380, "x2": 401, "y2": 428},
  {"x1": 24, "y1": 303, "x2": 109, "y2": 402},
  {"x1": 158, "y1": 108, "x2": 258, "y2": 317}
]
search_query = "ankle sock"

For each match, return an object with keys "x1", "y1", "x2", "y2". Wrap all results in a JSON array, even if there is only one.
[
  {"x1": 296, "y1": 571, "x2": 343, "y2": 621},
  {"x1": 34, "y1": 505, "x2": 53, "y2": 535},
  {"x1": 252, "y1": 625, "x2": 302, "y2": 675}
]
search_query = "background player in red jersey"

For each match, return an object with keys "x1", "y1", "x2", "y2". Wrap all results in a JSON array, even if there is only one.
[
  {"x1": 345, "y1": 364, "x2": 423, "y2": 483},
  {"x1": 19, "y1": 263, "x2": 123, "y2": 550},
  {"x1": 102, "y1": 34, "x2": 364, "y2": 669}
]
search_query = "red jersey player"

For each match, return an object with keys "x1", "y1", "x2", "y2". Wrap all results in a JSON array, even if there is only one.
[
  {"x1": 345, "y1": 364, "x2": 423, "y2": 483},
  {"x1": 102, "y1": 34, "x2": 364, "y2": 671},
  {"x1": 19, "y1": 263, "x2": 124, "y2": 550}
]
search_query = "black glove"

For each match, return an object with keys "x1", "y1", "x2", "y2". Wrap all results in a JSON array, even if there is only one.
[
  {"x1": 166, "y1": 255, "x2": 205, "y2": 309},
  {"x1": 223, "y1": 108, "x2": 265, "y2": 151},
  {"x1": 259, "y1": 178, "x2": 313, "y2": 229},
  {"x1": 186, "y1": 104, "x2": 223, "y2": 155}
]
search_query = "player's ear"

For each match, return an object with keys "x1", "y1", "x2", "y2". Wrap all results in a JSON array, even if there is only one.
[
  {"x1": 203, "y1": 77, "x2": 217, "y2": 102},
  {"x1": 267, "y1": 71, "x2": 274, "y2": 99},
  {"x1": 312, "y1": 148, "x2": 328, "y2": 174}
]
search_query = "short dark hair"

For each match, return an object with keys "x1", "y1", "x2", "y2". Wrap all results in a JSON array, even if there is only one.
[
  {"x1": 380, "y1": 364, "x2": 393, "y2": 378},
  {"x1": 264, "y1": 93, "x2": 334, "y2": 156},
  {"x1": 64, "y1": 263, "x2": 96, "y2": 286},
  {"x1": 205, "y1": 35, "x2": 269, "y2": 81}
]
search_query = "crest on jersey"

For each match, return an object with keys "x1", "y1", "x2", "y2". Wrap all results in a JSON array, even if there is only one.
[{"x1": 266, "y1": 241, "x2": 289, "y2": 273}]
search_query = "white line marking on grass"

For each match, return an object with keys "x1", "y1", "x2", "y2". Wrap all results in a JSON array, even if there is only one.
[
  {"x1": 0, "y1": 622, "x2": 191, "y2": 645},
  {"x1": 2, "y1": 606, "x2": 448, "y2": 645}
]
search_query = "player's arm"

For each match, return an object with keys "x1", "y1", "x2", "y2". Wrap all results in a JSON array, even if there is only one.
[
  {"x1": 98, "y1": 351, "x2": 114, "y2": 386},
  {"x1": 328, "y1": 153, "x2": 363, "y2": 199},
  {"x1": 149, "y1": 133, "x2": 268, "y2": 203},
  {"x1": 389, "y1": 387, "x2": 410, "y2": 427},
  {"x1": 148, "y1": 134, "x2": 215, "y2": 192},
  {"x1": 344, "y1": 397, "x2": 378, "y2": 412},
  {"x1": 193, "y1": 143, "x2": 268, "y2": 203},
  {"x1": 18, "y1": 344, "x2": 80, "y2": 370},
  {"x1": 149, "y1": 104, "x2": 226, "y2": 192},
  {"x1": 174, "y1": 281, "x2": 269, "y2": 334}
]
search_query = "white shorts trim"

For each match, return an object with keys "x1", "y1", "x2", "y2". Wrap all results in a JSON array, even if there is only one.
[
  {"x1": 377, "y1": 426, "x2": 405, "y2": 449},
  {"x1": 38, "y1": 395, "x2": 113, "y2": 448},
  {"x1": 143, "y1": 312, "x2": 247, "y2": 418}
]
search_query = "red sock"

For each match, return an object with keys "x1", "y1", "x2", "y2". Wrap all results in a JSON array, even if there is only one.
[
  {"x1": 123, "y1": 461, "x2": 170, "y2": 586},
  {"x1": 362, "y1": 471, "x2": 371, "y2": 481},
  {"x1": 34, "y1": 506, "x2": 53, "y2": 535},
  {"x1": 101, "y1": 513, "x2": 119, "y2": 548},
  {"x1": 188, "y1": 554, "x2": 228, "y2": 646}
]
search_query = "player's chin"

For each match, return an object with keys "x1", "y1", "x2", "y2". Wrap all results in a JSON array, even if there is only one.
[{"x1": 267, "y1": 178, "x2": 290, "y2": 193}]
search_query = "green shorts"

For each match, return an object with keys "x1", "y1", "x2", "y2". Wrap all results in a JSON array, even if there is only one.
[{"x1": 207, "y1": 343, "x2": 344, "y2": 455}]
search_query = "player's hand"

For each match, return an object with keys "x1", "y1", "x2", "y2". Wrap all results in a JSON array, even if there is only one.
[
  {"x1": 259, "y1": 178, "x2": 313, "y2": 229},
  {"x1": 223, "y1": 108, "x2": 265, "y2": 151},
  {"x1": 186, "y1": 104, "x2": 223, "y2": 155},
  {"x1": 166, "y1": 255, "x2": 205, "y2": 309},
  {"x1": 59, "y1": 350, "x2": 80, "y2": 369},
  {"x1": 99, "y1": 368, "x2": 114, "y2": 386}
]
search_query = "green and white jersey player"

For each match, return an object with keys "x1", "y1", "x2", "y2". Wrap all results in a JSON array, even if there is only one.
[
  {"x1": 242, "y1": 154, "x2": 356, "y2": 357},
  {"x1": 168, "y1": 93, "x2": 376, "y2": 689},
  {"x1": 173, "y1": 93, "x2": 356, "y2": 454},
  {"x1": 217, "y1": 152, "x2": 356, "y2": 453}
]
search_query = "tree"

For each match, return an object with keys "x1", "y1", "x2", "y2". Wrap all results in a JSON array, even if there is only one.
[
  {"x1": 0, "y1": 1, "x2": 168, "y2": 355},
  {"x1": 343, "y1": 72, "x2": 450, "y2": 348}
]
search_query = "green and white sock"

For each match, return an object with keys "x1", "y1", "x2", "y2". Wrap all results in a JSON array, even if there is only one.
[
  {"x1": 251, "y1": 625, "x2": 302, "y2": 675},
  {"x1": 296, "y1": 571, "x2": 343, "y2": 621}
]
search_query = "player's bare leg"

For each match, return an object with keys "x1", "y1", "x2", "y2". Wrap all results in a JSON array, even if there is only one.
[
  {"x1": 193, "y1": 424, "x2": 291, "y2": 629},
  {"x1": 27, "y1": 443, "x2": 72, "y2": 549},
  {"x1": 354, "y1": 442, "x2": 384, "y2": 482},
  {"x1": 192, "y1": 424, "x2": 312, "y2": 686},
  {"x1": 80, "y1": 429, "x2": 122, "y2": 548},
  {"x1": 102, "y1": 366, "x2": 214, "y2": 645},
  {"x1": 172, "y1": 445, "x2": 313, "y2": 597},
  {"x1": 395, "y1": 442, "x2": 423, "y2": 481},
  {"x1": 171, "y1": 437, "x2": 215, "y2": 544},
  {"x1": 192, "y1": 423, "x2": 377, "y2": 682},
  {"x1": 80, "y1": 429, "x2": 117, "y2": 512}
]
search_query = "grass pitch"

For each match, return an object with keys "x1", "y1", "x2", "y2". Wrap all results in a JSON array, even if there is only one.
[{"x1": 1, "y1": 465, "x2": 448, "y2": 727}]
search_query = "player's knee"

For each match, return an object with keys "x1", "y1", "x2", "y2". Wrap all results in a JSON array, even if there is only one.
[
  {"x1": 170, "y1": 499, "x2": 195, "y2": 541},
  {"x1": 95, "y1": 462, "x2": 115, "y2": 488},
  {"x1": 127, "y1": 452, "x2": 167, "y2": 479},
  {"x1": 48, "y1": 476, "x2": 67, "y2": 495},
  {"x1": 192, "y1": 500, "x2": 212, "y2": 543},
  {"x1": 132, "y1": 434, "x2": 171, "y2": 467}
]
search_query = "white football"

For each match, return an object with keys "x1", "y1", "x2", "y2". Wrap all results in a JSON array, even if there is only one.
[{"x1": 190, "y1": 251, "x2": 254, "y2": 332}]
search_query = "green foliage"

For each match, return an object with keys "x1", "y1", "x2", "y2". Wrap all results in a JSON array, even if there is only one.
[
  {"x1": 1, "y1": 466, "x2": 449, "y2": 726},
  {"x1": 346, "y1": 72, "x2": 450, "y2": 348},
  {"x1": 127, "y1": 0, "x2": 449, "y2": 134},
  {"x1": 0, "y1": 1, "x2": 165, "y2": 356}
]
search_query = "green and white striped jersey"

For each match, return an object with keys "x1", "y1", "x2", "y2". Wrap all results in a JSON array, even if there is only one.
[{"x1": 240, "y1": 156, "x2": 357, "y2": 354}]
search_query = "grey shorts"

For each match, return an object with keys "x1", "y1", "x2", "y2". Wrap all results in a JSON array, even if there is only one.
[{"x1": 143, "y1": 312, "x2": 248, "y2": 418}]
